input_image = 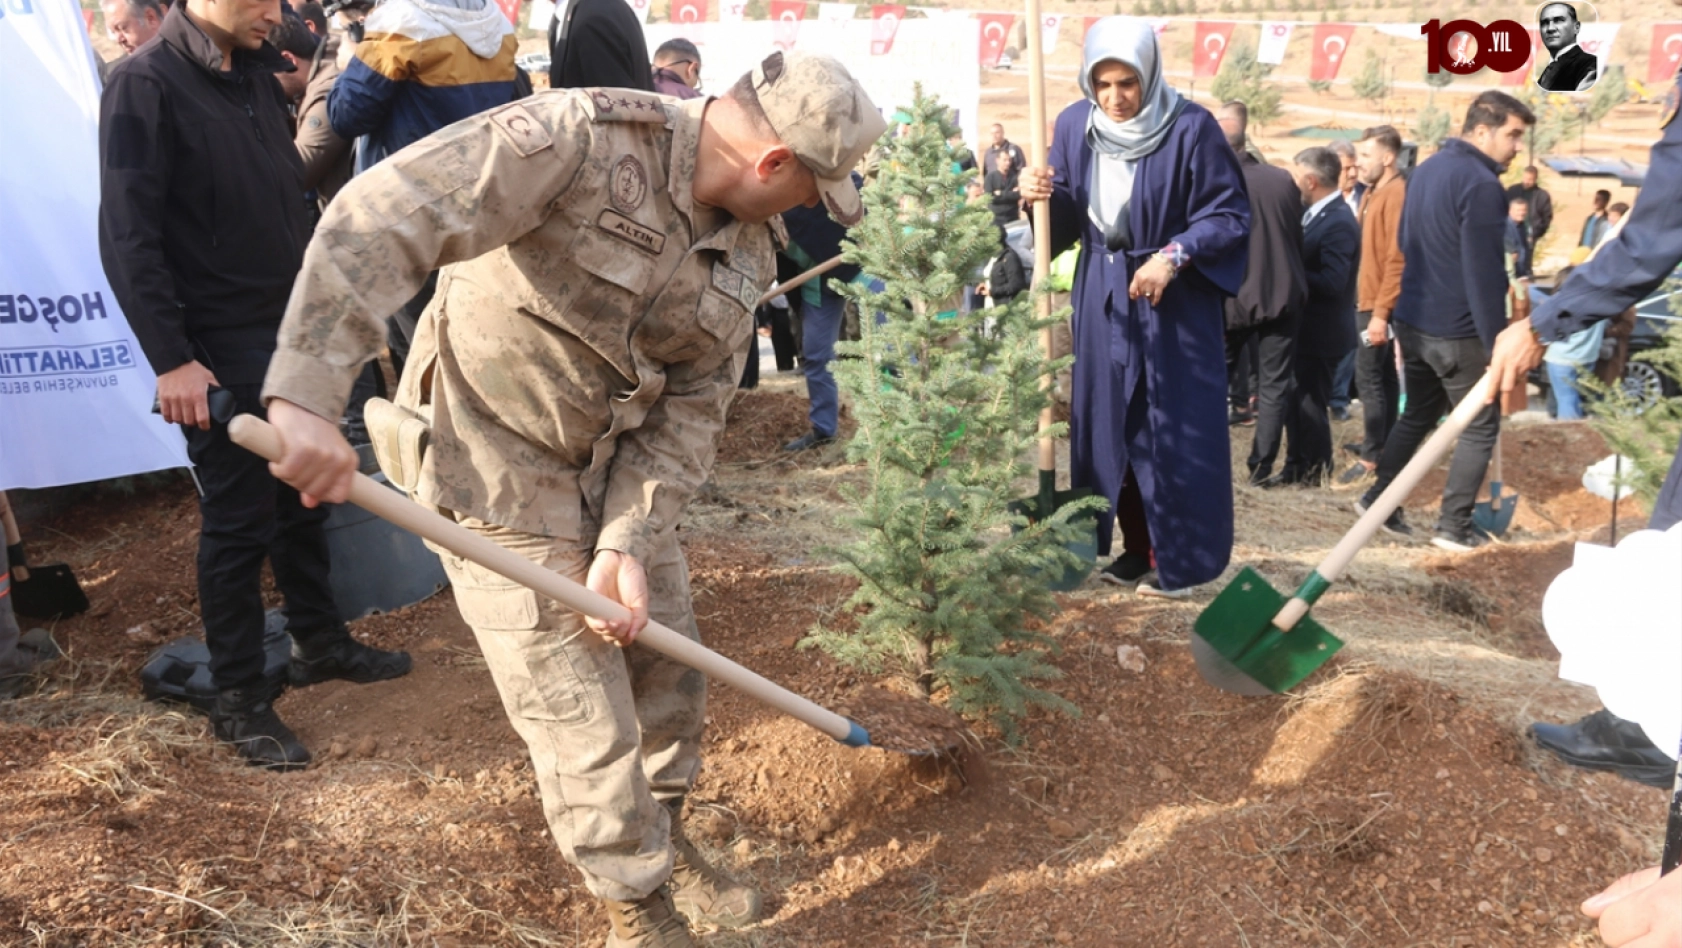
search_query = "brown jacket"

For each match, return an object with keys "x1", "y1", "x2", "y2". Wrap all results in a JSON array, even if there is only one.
[
  {"x1": 1356, "y1": 172, "x2": 1406, "y2": 320},
  {"x1": 295, "y1": 35, "x2": 352, "y2": 210},
  {"x1": 263, "y1": 91, "x2": 775, "y2": 562}
]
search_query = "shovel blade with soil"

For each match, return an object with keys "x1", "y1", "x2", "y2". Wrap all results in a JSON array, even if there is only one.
[
  {"x1": 1193, "y1": 372, "x2": 1498, "y2": 695},
  {"x1": 1472, "y1": 433, "x2": 1517, "y2": 538},
  {"x1": 229, "y1": 415, "x2": 967, "y2": 758}
]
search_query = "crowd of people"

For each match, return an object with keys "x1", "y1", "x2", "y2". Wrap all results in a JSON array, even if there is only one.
[{"x1": 3, "y1": 2, "x2": 1676, "y2": 945}]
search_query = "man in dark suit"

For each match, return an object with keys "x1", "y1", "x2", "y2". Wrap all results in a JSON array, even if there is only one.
[
  {"x1": 1537, "y1": 3, "x2": 1598, "y2": 92},
  {"x1": 1278, "y1": 147, "x2": 1359, "y2": 486},
  {"x1": 1217, "y1": 101, "x2": 1308, "y2": 487}
]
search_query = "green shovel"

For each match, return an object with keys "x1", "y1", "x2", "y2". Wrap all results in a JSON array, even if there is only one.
[{"x1": 1192, "y1": 371, "x2": 1498, "y2": 695}]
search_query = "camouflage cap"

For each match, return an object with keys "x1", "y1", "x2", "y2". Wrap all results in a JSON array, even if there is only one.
[{"x1": 750, "y1": 51, "x2": 887, "y2": 227}]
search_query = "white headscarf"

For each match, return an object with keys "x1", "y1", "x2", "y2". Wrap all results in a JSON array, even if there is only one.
[{"x1": 1079, "y1": 18, "x2": 1185, "y2": 249}]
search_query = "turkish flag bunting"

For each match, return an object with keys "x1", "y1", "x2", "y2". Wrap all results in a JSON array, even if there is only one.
[
  {"x1": 771, "y1": 0, "x2": 806, "y2": 49},
  {"x1": 1651, "y1": 23, "x2": 1682, "y2": 84},
  {"x1": 1082, "y1": 16, "x2": 1101, "y2": 41},
  {"x1": 1501, "y1": 28, "x2": 1541, "y2": 86},
  {"x1": 719, "y1": 0, "x2": 746, "y2": 21},
  {"x1": 625, "y1": 0, "x2": 652, "y2": 24},
  {"x1": 493, "y1": 0, "x2": 519, "y2": 26},
  {"x1": 978, "y1": 13, "x2": 1013, "y2": 68},
  {"x1": 870, "y1": 4, "x2": 905, "y2": 55},
  {"x1": 1309, "y1": 23, "x2": 1356, "y2": 82},
  {"x1": 1192, "y1": 21, "x2": 1235, "y2": 79},
  {"x1": 1040, "y1": 14, "x2": 1062, "y2": 57},
  {"x1": 673, "y1": 0, "x2": 707, "y2": 24}
]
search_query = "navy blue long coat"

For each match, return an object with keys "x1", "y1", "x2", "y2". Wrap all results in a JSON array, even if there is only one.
[{"x1": 1046, "y1": 99, "x2": 1251, "y2": 590}]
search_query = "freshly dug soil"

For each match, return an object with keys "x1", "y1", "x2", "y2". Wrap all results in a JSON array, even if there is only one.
[{"x1": 838, "y1": 686, "x2": 973, "y2": 756}]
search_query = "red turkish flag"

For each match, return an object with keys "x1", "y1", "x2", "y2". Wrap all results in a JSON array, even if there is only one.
[
  {"x1": 493, "y1": 0, "x2": 519, "y2": 26},
  {"x1": 1501, "y1": 28, "x2": 1542, "y2": 87},
  {"x1": 870, "y1": 4, "x2": 905, "y2": 56},
  {"x1": 978, "y1": 13, "x2": 1013, "y2": 68},
  {"x1": 83, "y1": 8, "x2": 95, "y2": 32},
  {"x1": 1309, "y1": 23, "x2": 1356, "y2": 82},
  {"x1": 1650, "y1": 23, "x2": 1682, "y2": 84},
  {"x1": 1082, "y1": 15, "x2": 1100, "y2": 40},
  {"x1": 1192, "y1": 22, "x2": 1235, "y2": 79},
  {"x1": 672, "y1": 0, "x2": 707, "y2": 24},
  {"x1": 771, "y1": 0, "x2": 806, "y2": 49}
]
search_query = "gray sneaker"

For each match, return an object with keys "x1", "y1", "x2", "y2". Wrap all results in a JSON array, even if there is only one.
[
  {"x1": 1354, "y1": 497, "x2": 1413, "y2": 537},
  {"x1": 1430, "y1": 526, "x2": 1490, "y2": 553}
]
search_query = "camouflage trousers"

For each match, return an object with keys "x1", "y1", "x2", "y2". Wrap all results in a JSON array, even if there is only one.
[{"x1": 438, "y1": 515, "x2": 706, "y2": 902}]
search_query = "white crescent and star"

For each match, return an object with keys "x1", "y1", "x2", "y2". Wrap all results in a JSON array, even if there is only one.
[
  {"x1": 1666, "y1": 33, "x2": 1682, "y2": 61},
  {"x1": 984, "y1": 21, "x2": 1006, "y2": 42},
  {"x1": 1324, "y1": 34, "x2": 1347, "y2": 62},
  {"x1": 1204, "y1": 32, "x2": 1226, "y2": 59}
]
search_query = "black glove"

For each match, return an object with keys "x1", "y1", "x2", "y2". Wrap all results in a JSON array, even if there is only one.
[{"x1": 5, "y1": 542, "x2": 24, "y2": 571}]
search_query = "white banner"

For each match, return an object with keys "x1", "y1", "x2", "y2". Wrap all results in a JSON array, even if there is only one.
[
  {"x1": 0, "y1": 0, "x2": 189, "y2": 489},
  {"x1": 626, "y1": 0, "x2": 652, "y2": 25},
  {"x1": 719, "y1": 0, "x2": 747, "y2": 23},
  {"x1": 1257, "y1": 21, "x2": 1292, "y2": 65},
  {"x1": 644, "y1": 17, "x2": 980, "y2": 137},
  {"x1": 1039, "y1": 13, "x2": 1061, "y2": 56},
  {"x1": 528, "y1": 0, "x2": 556, "y2": 31},
  {"x1": 817, "y1": 2, "x2": 855, "y2": 24},
  {"x1": 1577, "y1": 22, "x2": 1620, "y2": 77}
]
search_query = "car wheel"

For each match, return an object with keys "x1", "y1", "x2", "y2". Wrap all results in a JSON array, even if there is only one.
[{"x1": 1620, "y1": 361, "x2": 1667, "y2": 414}]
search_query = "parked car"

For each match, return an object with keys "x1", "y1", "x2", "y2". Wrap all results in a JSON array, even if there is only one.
[
  {"x1": 1529, "y1": 279, "x2": 1682, "y2": 415},
  {"x1": 516, "y1": 52, "x2": 551, "y2": 77}
]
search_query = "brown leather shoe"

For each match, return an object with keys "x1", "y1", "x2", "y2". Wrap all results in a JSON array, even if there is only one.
[
  {"x1": 603, "y1": 884, "x2": 695, "y2": 948},
  {"x1": 671, "y1": 828, "x2": 763, "y2": 931}
]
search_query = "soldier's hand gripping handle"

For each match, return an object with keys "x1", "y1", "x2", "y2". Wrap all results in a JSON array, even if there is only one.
[{"x1": 266, "y1": 399, "x2": 360, "y2": 507}]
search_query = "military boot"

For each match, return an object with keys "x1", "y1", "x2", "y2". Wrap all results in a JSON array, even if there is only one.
[
  {"x1": 670, "y1": 824, "x2": 763, "y2": 931},
  {"x1": 603, "y1": 883, "x2": 695, "y2": 948},
  {"x1": 211, "y1": 685, "x2": 311, "y2": 771}
]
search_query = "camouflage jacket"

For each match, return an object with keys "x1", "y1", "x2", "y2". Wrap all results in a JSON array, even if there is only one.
[{"x1": 263, "y1": 90, "x2": 777, "y2": 562}]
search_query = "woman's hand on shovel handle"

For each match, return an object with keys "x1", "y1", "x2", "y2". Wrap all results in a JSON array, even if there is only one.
[
  {"x1": 1019, "y1": 166, "x2": 1055, "y2": 204},
  {"x1": 267, "y1": 399, "x2": 358, "y2": 507},
  {"x1": 585, "y1": 550, "x2": 649, "y2": 646}
]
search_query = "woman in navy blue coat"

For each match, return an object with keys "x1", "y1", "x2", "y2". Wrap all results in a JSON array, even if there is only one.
[{"x1": 1021, "y1": 18, "x2": 1251, "y2": 595}]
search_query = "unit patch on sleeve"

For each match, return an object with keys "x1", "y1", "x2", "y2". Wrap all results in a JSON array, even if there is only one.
[{"x1": 488, "y1": 104, "x2": 553, "y2": 158}]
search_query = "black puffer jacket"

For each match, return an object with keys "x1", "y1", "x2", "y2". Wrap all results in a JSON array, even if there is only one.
[{"x1": 98, "y1": 5, "x2": 309, "y2": 380}]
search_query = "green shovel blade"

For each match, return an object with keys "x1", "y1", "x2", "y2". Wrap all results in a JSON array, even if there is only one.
[{"x1": 1192, "y1": 567, "x2": 1345, "y2": 695}]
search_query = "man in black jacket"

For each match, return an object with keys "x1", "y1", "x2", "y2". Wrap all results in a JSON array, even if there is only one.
[
  {"x1": 1356, "y1": 91, "x2": 1535, "y2": 550},
  {"x1": 1217, "y1": 101, "x2": 1308, "y2": 487},
  {"x1": 99, "y1": 0, "x2": 409, "y2": 771},
  {"x1": 1280, "y1": 147, "x2": 1360, "y2": 486},
  {"x1": 1503, "y1": 165, "x2": 1553, "y2": 247}
]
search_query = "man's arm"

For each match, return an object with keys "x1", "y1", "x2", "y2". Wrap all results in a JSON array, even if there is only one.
[
  {"x1": 264, "y1": 97, "x2": 591, "y2": 424},
  {"x1": 1305, "y1": 215, "x2": 1357, "y2": 300},
  {"x1": 1371, "y1": 184, "x2": 1407, "y2": 321},
  {"x1": 326, "y1": 34, "x2": 408, "y2": 141},
  {"x1": 1533, "y1": 188, "x2": 1553, "y2": 241},
  {"x1": 596, "y1": 327, "x2": 747, "y2": 564},
  {"x1": 1460, "y1": 178, "x2": 1511, "y2": 351},
  {"x1": 98, "y1": 72, "x2": 189, "y2": 375},
  {"x1": 296, "y1": 90, "x2": 351, "y2": 194}
]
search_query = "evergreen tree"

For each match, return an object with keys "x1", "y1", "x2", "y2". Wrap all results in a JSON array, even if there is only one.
[
  {"x1": 1132, "y1": 0, "x2": 1146, "y2": 13},
  {"x1": 1587, "y1": 320, "x2": 1682, "y2": 506},
  {"x1": 1351, "y1": 52, "x2": 1391, "y2": 107},
  {"x1": 1416, "y1": 93, "x2": 1451, "y2": 148},
  {"x1": 1307, "y1": 79, "x2": 1333, "y2": 95},
  {"x1": 806, "y1": 90, "x2": 1095, "y2": 739},
  {"x1": 1423, "y1": 65, "x2": 1455, "y2": 89},
  {"x1": 1519, "y1": 85, "x2": 1585, "y2": 159},
  {"x1": 1148, "y1": 0, "x2": 1165, "y2": 15},
  {"x1": 1166, "y1": 0, "x2": 1180, "y2": 15},
  {"x1": 1588, "y1": 64, "x2": 1629, "y2": 124},
  {"x1": 1210, "y1": 43, "x2": 1283, "y2": 126},
  {"x1": 743, "y1": 0, "x2": 766, "y2": 17}
]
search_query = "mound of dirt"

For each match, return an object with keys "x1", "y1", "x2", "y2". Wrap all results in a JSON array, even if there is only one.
[
  {"x1": 717, "y1": 389, "x2": 857, "y2": 465},
  {"x1": 1424, "y1": 540, "x2": 1577, "y2": 660}
]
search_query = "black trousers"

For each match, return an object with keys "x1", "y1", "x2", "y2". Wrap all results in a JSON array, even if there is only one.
[
  {"x1": 185, "y1": 384, "x2": 341, "y2": 691},
  {"x1": 1366, "y1": 323, "x2": 1499, "y2": 533},
  {"x1": 1284, "y1": 353, "x2": 1337, "y2": 480},
  {"x1": 1226, "y1": 312, "x2": 1299, "y2": 481},
  {"x1": 1353, "y1": 311, "x2": 1400, "y2": 464}
]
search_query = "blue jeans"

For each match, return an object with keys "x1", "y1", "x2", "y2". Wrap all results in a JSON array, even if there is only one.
[
  {"x1": 800, "y1": 294, "x2": 846, "y2": 438},
  {"x1": 1548, "y1": 361, "x2": 1587, "y2": 420},
  {"x1": 1330, "y1": 348, "x2": 1356, "y2": 410}
]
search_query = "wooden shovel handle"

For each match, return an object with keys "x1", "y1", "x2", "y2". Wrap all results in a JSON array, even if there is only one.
[
  {"x1": 1024, "y1": 0, "x2": 1056, "y2": 473},
  {"x1": 1273, "y1": 371, "x2": 1497, "y2": 631},
  {"x1": 229, "y1": 415, "x2": 865, "y2": 747},
  {"x1": 757, "y1": 254, "x2": 844, "y2": 308}
]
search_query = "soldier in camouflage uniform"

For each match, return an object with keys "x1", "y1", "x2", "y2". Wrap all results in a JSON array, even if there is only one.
[{"x1": 257, "y1": 51, "x2": 885, "y2": 947}]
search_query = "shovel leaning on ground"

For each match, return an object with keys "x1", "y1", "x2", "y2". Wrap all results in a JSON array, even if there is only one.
[
  {"x1": 1006, "y1": 0, "x2": 1098, "y2": 591},
  {"x1": 229, "y1": 415, "x2": 965, "y2": 757},
  {"x1": 1472, "y1": 431, "x2": 1517, "y2": 538},
  {"x1": 1192, "y1": 371, "x2": 1499, "y2": 696}
]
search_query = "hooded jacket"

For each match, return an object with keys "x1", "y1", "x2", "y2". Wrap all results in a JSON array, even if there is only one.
[
  {"x1": 328, "y1": 0, "x2": 517, "y2": 174},
  {"x1": 98, "y1": 4, "x2": 309, "y2": 379}
]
